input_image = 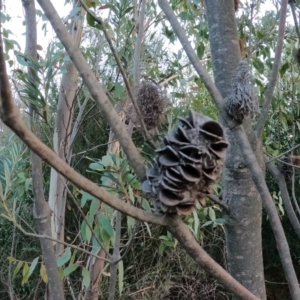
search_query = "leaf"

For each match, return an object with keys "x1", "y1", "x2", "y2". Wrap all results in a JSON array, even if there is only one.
[
  {"x1": 57, "y1": 247, "x2": 71, "y2": 267},
  {"x1": 178, "y1": 11, "x2": 193, "y2": 21},
  {"x1": 28, "y1": 257, "x2": 39, "y2": 278},
  {"x1": 127, "y1": 216, "x2": 135, "y2": 233},
  {"x1": 118, "y1": 259, "x2": 124, "y2": 296},
  {"x1": 13, "y1": 261, "x2": 24, "y2": 279},
  {"x1": 82, "y1": 267, "x2": 90, "y2": 288},
  {"x1": 209, "y1": 208, "x2": 216, "y2": 221},
  {"x1": 99, "y1": 213, "x2": 114, "y2": 237},
  {"x1": 69, "y1": 6, "x2": 81, "y2": 18},
  {"x1": 158, "y1": 243, "x2": 165, "y2": 255},
  {"x1": 89, "y1": 162, "x2": 104, "y2": 171},
  {"x1": 40, "y1": 263, "x2": 48, "y2": 283},
  {"x1": 201, "y1": 220, "x2": 213, "y2": 227},
  {"x1": 192, "y1": 210, "x2": 200, "y2": 235},
  {"x1": 63, "y1": 264, "x2": 79, "y2": 276},
  {"x1": 280, "y1": 62, "x2": 289, "y2": 77},
  {"x1": 81, "y1": 220, "x2": 92, "y2": 243},
  {"x1": 197, "y1": 43, "x2": 205, "y2": 59},
  {"x1": 7, "y1": 256, "x2": 16, "y2": 262},
  {"x1": 141, "y1": 198, "x2": 151, "y2": 212},
  {"x1": 22, "y1": 262, "x2": 29, "y2": 284},
  {"x1": 81, "y1": 191, "x2": 95, "y2": 207},
  {"x1": 252, "y1": 58, "x2": 264, "y2": 73}
]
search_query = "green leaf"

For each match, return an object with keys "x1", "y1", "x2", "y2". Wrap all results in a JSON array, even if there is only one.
[
  {"x1": 63, "y1": 264, "x2": 79, "y2": 276},
  {"x1": 201, "y1": 220, "x2": 213, "y2": 227},
  {"x1": 81, "y1": 191, "x2": 95, "y2": 207},
  {"x1": 89, "y1": 162, "x2": 104, "y2": 171},
  {"x1": 13, "y1": 261, "x2": 24, "y2": 279},
  {"x1": 113, "y1": 82, "x2": 125, "y2": 99},
  {"x1": 209, "y1": 208, "x2": 216, "y2": 221},
  {"x1": 99, "y1": 213, "x2": 114, "y2": 237},
  {"x1": 197, "y1": 43, "x2": 205, "y2": 59},
  {"x1": 141, "y1": 199, "x2": 151, "y2": 212},
  {"x1": 158, "y1": 243, "x2": 165, "y2": 255},
  {"x1": 178, "y1": 11, "x2": 193, "y2": 21},
  {"x1": 252, "y1": 58, "x2": 264, "y2": 73},
  {"x1": 280, "y1": 62, "x2": 289, "y2": 77},
  {"x1": 57, "y1": 247, "x2": 71, "y2": 267},
  {"x1": 82, "y1": 267, "x2": 90, "y2": 288},
  {"x1": 40, "y1": 264, "x2": 48, "y2": 283},
  {"x1": 192, "y1": 210, "x2": 200, "y2": 235},
  {"x1": 22, "y1": 262, "x2": 30, "y2": 284},
  {"x1": 28, "y1": 257, "x2": 39, "y2": 278},
  {"x1": 69, "y1": 6, "x2": 81, "y2": 18},
  {"x1": 81, "y1": 220, "x2": 92, "y2": 243}
]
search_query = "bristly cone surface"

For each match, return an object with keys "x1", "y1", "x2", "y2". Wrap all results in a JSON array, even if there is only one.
[
  {"x1": 142, "y1": 109, "x2": 228, "y2": 215},
  {"x1": 137, "y1": 81, "x2": 165, "y2": 130},
  {"x1": 226, "y1": 60, "x2": 258, "y2": 123}
]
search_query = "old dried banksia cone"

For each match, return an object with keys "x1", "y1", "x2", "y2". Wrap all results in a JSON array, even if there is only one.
[
  {"x1": 279, "y1": 155, "x2": 300, "y2": 181},
  {"x1": 137, "y1": 81, "x2": 165, "y2": 130},
  {"x1": 142, "y1": 110, "x2": 228, "y2": 215},
  {"x1": 225, "y1": 60, "x2": 257, "y2": 123}
]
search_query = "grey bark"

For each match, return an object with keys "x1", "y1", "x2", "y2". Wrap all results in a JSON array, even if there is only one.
[
  {"x1": 21, "y1": 0, "x2": 64, "y2": 298},
  {"x1": 48, "y1": 0, "x2": 85, "y2": 256},
  {"x1": 205, "y1": 1, "x2": 266, "y2": 299}
]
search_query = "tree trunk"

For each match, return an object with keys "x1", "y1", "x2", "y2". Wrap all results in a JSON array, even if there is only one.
[
  {"x1": 48, "y1": 0, "x2": 85, "y2": 256},
  {"x1": 205, "y1": 1, "x2": 266, "y2": 299}
]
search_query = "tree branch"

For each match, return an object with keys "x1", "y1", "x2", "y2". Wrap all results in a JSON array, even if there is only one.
[
  {"x1": 207, "y1": 194, "x2": 229, "y2": 211},
  {"x1": 265, "y1": 157, "x2": 300, "y2": 241},
  {"x1": 255, "y1": 0, "x2": 288, "y2": 136},
  {"x1": 36, "y1": 0, "x2": 146, "y2": 180},
  {"x1": 158, "y1": 0, "x2": 225, "y2": 112},
  {"x1": 167, "y1": 215, "x2": 260, "y2": 300}
]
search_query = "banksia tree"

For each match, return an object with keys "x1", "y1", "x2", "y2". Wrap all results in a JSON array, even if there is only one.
[
  {"x1": 225, "y1": 60, "x2": 257, "y2": 123},
  {"x1": 137, "y1": 80, "x2": 165, "y2": 130},
  {"x1": 142, "y1": 110, "x2": 228, "y2": 215}
]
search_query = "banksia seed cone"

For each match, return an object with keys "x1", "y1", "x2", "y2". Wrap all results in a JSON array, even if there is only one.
[
  {"x1": 226, "y1": 60, "x2": 258, "y2": 123},
  {"x1": 137, "y1": 81, "x2": 165, "y2": 130},
  {"x1": 279, "y1": 155, "x2": 300, "y2": 181},
  {"x1": 142, "y1": 110, "x2": 228, "y2": 215}
]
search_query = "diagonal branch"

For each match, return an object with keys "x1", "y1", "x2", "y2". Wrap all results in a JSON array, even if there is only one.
[
  {"x1": 266, "y1": 157, "x2": 300, "y2": 240},
  {"x1": 36, "y1": 0, "x2": 146, "y2": 180},
  {"x1": 158, "y1": 0, "x2": 225, "y2": 111},
  {"x1": 255, "y1": 0, "x2": 288, "y2": 136}
]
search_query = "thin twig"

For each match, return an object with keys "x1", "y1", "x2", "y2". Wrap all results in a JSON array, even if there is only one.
[
  {"x1": 14, "y1": 222, "x2": 112, "y2": 263},
  {"x1": 255, "y1": 0, "x2": 288, "y2": 136},
  {"x1": 207, "y1": 194, "x2": 229, "y2": 211},
  {"x1": 266, "y1": 144, "x2": 300, "y2": 163},
  {"x1": 266, "y1": 156, "x2": 300, "y2": 241}
]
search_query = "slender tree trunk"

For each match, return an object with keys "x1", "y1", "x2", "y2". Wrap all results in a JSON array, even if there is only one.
[
  {"x1": 21, "y1": 0, "x2": 64, "y2": 298},
  {"x1": 205, "y1": 1, "x2": 266, "y2": 299},
  {"x1": 48, "y1": 0, "x2": 85, "y2": 256}
]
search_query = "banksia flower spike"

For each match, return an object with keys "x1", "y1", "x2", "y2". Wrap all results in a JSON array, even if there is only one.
[
  {"x1": 226, "y1": 60, "x2": 257, "y2": 123},
  {"x1": 142, "y1": 110, "x2": 228, "y2": 215},
  {"x1": 137, "y1": 81, "x2": 165, "y2": 130}
]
